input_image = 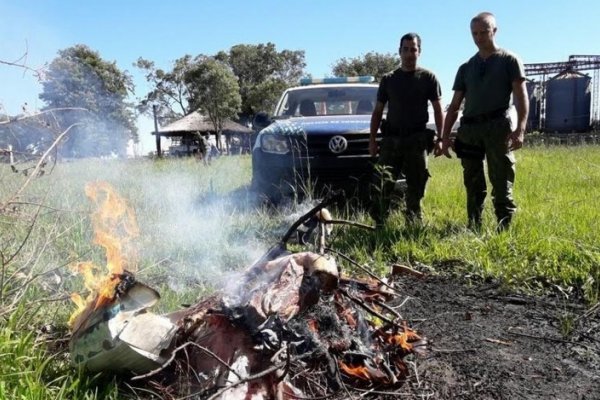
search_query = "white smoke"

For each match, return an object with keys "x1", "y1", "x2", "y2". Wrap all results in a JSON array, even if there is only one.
[{"x1": 126, "y1": 162, "x2": 271, "y2": 293}]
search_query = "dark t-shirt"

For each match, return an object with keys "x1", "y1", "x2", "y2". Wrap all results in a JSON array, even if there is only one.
[
  {"x1": 199, "y1": 136, "x2": 208, "y2": 154},
  {"x1": 377, "y1": 67, "x2": 441, "y2": 133},
  {"x1": 452, "y1": 49, "x2": 525, "y2": 117}
]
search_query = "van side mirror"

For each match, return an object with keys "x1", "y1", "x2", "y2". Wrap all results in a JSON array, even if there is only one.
[{"x1": 252, "y1": 112, "x2": 272, "y2": 131}]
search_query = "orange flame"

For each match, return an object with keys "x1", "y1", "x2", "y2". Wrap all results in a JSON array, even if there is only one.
[
  {"x1": 339, "y1": 362, "x2": 372, "y2": 381},
  {"x1": 69, "y1": 181, "x2": 139, "y2": 328},
  {"x1": 385, "y1": 323, "x2": 422, "y2": 352}
]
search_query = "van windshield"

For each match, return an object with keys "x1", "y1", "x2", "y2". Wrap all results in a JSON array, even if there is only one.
[{"x1": 274, "y1": 86, "x2": 378, "y2": 117}]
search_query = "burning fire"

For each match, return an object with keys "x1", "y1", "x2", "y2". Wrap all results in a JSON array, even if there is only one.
[
  {"x1": 337, "y1": 326, "x2": 424, "y2": 383},
  {"x1": 339, "y1": 362, "x2": 373, "y2": 381},
  {"x1": 385, "y1": 326, "x2": 422, "y2": 352},
  {"x1": 69, "y1": 181, "x2": 139, "y2": 328}
]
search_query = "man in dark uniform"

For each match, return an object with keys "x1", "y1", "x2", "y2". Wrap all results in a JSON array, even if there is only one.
[
  {"x1": 369, "y1": 32, "x2": 444, "y2": 226},
  {"x1": 436, "y1": 12, "x2": 528, "y2": 231},
  {"x1": 196, "y1": 132, "x2": 210, "y2": 165}
]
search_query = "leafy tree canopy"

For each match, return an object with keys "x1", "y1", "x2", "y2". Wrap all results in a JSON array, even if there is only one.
[
  {"x1": 39, "y1": 44, "x2": 137, "y2": 158},
  {"x1": 185, "y1": 58, "x2": 241, "y2": 148},
  {"x1": 214, "y1": 43, "x2": 305, "y2": 116},
  {"x1": 134, "y1": 55, "x2": 195, "y2": 124},
  {"x1": 331, "y1": 52, "x2": 399, "y2": 82},
  {"x1": 137, "y1": 43, "x2": 305, "y2": 123}
]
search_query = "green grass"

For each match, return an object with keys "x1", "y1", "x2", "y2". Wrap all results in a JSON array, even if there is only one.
[
  {"x1": 0, "y1": 306, "x2": 121, "y2": 400},
  {"x1": 333, "y1": 145, "x2": 600, "y2": 297},
  {"x1": 1, "y1": 146, "x2": 599, "y2": 398}
]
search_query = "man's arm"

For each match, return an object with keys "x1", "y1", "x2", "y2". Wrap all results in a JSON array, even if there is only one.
[
  {"x1": 507, "y1": 79, "x2": 529, "y2": 151},
  {"x1": 435, "y1": 90, "x2": 464, "y2": 158},
  {"x1": 431, "y1": 98, "x2": 444, "y2": 138},
  {"x1": 369, "y1": 101, "x2": 385, "y2": 157}
]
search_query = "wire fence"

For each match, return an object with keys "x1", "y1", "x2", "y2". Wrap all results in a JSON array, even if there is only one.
[{"x1": 525, "y1": 131, "x2": 600, "y2": 146}]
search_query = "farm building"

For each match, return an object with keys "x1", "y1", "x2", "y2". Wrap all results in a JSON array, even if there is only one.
[
  {"x1": 545, "y1": 72, "x2": 591, "y2": 132},
  {"x1": 152, "y1": 110, "x2": 253, "y2": 157},
  {"x1": 525, "y1": 55, "x2": 600, "y2": 133}
]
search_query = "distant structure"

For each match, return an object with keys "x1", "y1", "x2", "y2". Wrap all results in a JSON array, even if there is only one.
[
  {"x1": 152, "y1": 110, "x2": 253, "y2": 157},
  {"x1": 524, "y1": 55, "x2": 600, "y2": 132},
  {"x1": 545, "y1": 72, "x2": 591, "y2": 132}
]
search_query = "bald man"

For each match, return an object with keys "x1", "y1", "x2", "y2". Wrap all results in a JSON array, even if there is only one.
[{"x1": 436, "y1": 12, "x2": 528, "y2": 231}]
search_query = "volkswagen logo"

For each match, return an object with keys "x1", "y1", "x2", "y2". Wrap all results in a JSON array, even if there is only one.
[{"x1": 328, "y1": 135, "x2": 348, "y2": 154}]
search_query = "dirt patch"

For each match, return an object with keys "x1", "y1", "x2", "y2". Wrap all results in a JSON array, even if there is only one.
[{"x1": 384, "y1": 273, "x2": 600, "y2": 399}]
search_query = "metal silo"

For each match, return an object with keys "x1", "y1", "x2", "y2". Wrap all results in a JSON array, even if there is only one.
[
  {"x1": 545, "y1": 71, "x2": 591, "y2": 132},
  {"x1": 525, "y1": 79, "x2": 540, "y2": 131}
]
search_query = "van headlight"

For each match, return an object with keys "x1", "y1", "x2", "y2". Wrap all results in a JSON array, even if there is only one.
[{"x1": 260, "y1": 134, "x2": 289, "y2": 154}]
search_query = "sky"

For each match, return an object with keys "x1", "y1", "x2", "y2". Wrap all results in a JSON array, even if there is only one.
[{"x1": 1, "y1": 0, "x2": 599, "y2": 153}]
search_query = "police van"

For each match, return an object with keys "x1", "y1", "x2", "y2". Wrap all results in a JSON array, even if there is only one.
[{"x1": 251, "y1": 76, "x2": 381, "y2": 201}]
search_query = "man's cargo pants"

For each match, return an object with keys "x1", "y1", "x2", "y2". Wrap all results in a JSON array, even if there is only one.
[
  {"x1": 370, "y1": 132, "x2": 430, "y2": 225},
  {"x1": 455, "y1": 116, "x2": 517, "y2": 229}
]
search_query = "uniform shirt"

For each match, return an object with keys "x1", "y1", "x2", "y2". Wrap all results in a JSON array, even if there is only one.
[
  {"x1": 453, "y1": 49, "x2": 525, "y2": 118},
  {"x1": 199, "y1": 136, "x2": 209, "y2": 154},
  {"x1": 377, "y1": 67, "x2": 441, "y2": 134}
]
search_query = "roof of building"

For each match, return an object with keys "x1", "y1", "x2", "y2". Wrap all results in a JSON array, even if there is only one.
[{"x1": 156, "y1": 110, "x2": 252, "y2": 136}]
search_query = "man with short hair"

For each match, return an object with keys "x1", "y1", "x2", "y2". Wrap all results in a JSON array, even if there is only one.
[
  {"x1": 369, "y1": 33, "x2": 444, "y2": 226},
  {"x1": 436, "y1": 12, "x2": 528, "y2": 231}
]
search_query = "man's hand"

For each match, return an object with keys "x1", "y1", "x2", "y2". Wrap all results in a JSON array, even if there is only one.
[
  {"x1": 369, "y1": 139, "x2": 378, "y2": 158},
  {"x1": 434, "y1": 137, "x2": 452, "y2": 158},
  {"x1": 506, "y1": 128, "x2": 525, "y2": 151}
]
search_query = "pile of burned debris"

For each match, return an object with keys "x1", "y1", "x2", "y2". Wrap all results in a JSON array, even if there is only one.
[{"x1": 69, "y1": 192, "x2": 427, "y2": 399}]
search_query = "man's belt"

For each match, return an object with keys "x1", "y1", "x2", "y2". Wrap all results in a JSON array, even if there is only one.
[
  {"x1": 461, "y1": 108, "x2": 508, "y2": 125},
  {"x1": 381, "y1": 124, "x2": 427, "y2": 137}
]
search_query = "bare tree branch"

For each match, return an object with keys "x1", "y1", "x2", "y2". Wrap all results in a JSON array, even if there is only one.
[
  {"x1": 0, "y1": 44, "x2": 47, "y2": 80},
  {"x1": 0, "y1": 107, "x2": 89, "y2": 125},
  {"x1": 3, "y1": 122, "x2": 83, "y2": 207}
]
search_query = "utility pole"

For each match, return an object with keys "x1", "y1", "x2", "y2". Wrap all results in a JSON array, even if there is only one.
[{"x1": 153, "y1": 104, "x2": 161, "y2": 157}]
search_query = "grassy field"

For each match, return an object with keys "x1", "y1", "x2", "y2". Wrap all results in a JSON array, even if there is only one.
[{"x1": 1, "y1": 145, "x2": 599, "y2": 398}]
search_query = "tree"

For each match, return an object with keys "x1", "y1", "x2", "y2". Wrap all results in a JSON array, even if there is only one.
[
  {"x1": 245, "y1": 79, "x2": 288, "y2": 116},
  {"x1": 39, "y1": 44, "x2": 137, "y2": 157},
  {"x1": 134, "y1": 55, "x2": 195, "y2": 124},
  {"x1": 185, "y1": 58, "x2": 241, "y2": 151},
  {"x1": 136, "y1": 43, "x2": 305, "y2": 126},
  {"x1": 219, "y1": 43, "x2": 305, "y2": 116},
  {"x1": 331, "y1": 52, "x2": 400, "y2": 82}
]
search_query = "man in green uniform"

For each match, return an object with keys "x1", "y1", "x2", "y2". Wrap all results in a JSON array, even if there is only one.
[
  {"x1": 437, "y1": 12, "x2": 528, "y2": 231},
  {"x1": 195, "y1": 132, "x2": 210, "y2": 165},
  {"x1": 369, "y1": 32, "x2": 444, "y2": 226}
]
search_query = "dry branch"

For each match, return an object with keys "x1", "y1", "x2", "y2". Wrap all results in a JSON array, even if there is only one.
[
  {"x1": 0, "y1": 46, "x2": 46, "y2": 81},
  {"x1": 4, "y1": 122, "x2": 82, "y2": 207},
  {"x1": 132, "y1": 341, "x2": 243, "y2": 381}
]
